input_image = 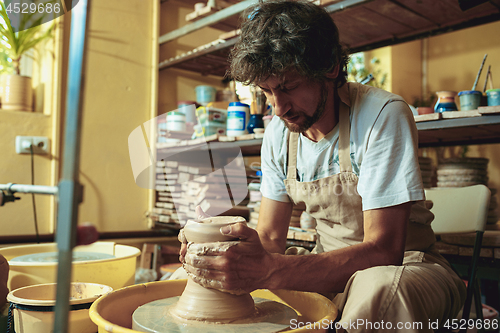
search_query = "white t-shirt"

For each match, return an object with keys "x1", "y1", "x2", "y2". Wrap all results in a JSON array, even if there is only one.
[{"x1": 260, "y1": 82, "x2": 425, "y2": 211}]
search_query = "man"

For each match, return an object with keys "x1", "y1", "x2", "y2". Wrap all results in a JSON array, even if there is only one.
[{"x1": 180, "y1": 1, "x2": 466, "y2": 331}]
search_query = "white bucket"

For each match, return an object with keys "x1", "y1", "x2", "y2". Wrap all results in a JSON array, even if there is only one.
[
  {"x1": 226, "y1": 102, "x2": 250, "y2": 136},
  {"x1": 7, "y1": 282, "x2": 112, "y2": 333}
]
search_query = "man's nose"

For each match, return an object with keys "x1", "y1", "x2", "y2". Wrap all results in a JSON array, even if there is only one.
[{"x1": 272, "y1": 91, "x2": 290, "y2": 117}]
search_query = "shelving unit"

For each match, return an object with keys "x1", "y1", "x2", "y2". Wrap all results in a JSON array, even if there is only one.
[
  {"x1": 157, "y1": 0, "x2": 500, "y2": 239},
  {"x1": 159, "y1": 0, "x2": 500, "y2": 76}
]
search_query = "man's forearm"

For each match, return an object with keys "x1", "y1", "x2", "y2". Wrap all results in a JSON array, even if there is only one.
[{"x1": 265, "y1": 241, "x2": 397, "y2": 293}]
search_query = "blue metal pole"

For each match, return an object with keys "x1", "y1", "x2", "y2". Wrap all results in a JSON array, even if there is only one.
[{"x1": 53, "y1": 0, "x2": 91, "y2": 332}]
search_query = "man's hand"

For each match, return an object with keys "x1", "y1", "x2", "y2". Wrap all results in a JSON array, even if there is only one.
[
  {"x1": 183, "y1": 222, "x2": 276, "y2": 294},
  {"x1": 178, "y1": 206, "x2": 210, "y2": 263}
]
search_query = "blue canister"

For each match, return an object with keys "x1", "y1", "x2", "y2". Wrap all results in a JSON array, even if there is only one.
[
  {"x1": 458, "y1": 90, "x2": 482, "y2": 111},
  {"x1": 195, "y1": 85, "x2": 217, "y2": 105},
  {"x1": 486, "y1": 89, "x2": 500, "y2": 106},
  {"x1": 227, "y1": 102, "x2": 250, "y2": 136},
  {"x1": 247, "y1": 114, "x2": 264, "y2": 134}
]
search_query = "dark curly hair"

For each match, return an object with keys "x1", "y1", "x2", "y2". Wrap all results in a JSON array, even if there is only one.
[{"x1": 229, "y1": 0, "x2": 350, "y2": 86}]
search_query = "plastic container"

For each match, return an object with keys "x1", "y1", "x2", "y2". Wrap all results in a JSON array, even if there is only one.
[
  {"x1": 177, "y1": 101, "x2": 197, "y2": 123},
  {"x1": 263, "y1": 115, "x2": 274, "y2": 128},
  {"x1": 157, "y1": 116, "x2": 167, "y2": 143},
  {"x1": 196, "y1": 106, "x2": 227, "y2": 125},
  {"x1": 434, "y1": 91, "x2": 458, "y2": 112},
  {"x1": 458, "y1": 90, "x2": 482, "y2": 111},
  {"x1": 89, "y1": 279, "x2": 338, "y2": 333},
  {"x1": 192, "y1": 122, "x2": 226, "y2": 138},
  {"x1": 7, "y1": 282, "x2": 112, "y2": 333},
  {"x1": 0, "y1": 242, "x2": 141, "y2": 291},
  {"x1": 227, "y1": 102, "x2": 250, "y2": 136},
  {"x1": 247, "y1": 114, "x2": 264, "y2": 134},
  {"x1": 195, "y1": 85, "x2": 217, "y2": 105},
  {"x1": 486, "y1": 89, "x2": 500, "y2": 106},
  {"x1": 166, "y1": 111, "x2": 186, "y2": 132}
]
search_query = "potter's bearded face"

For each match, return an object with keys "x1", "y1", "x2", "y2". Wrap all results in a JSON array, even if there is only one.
[{"x1": 282, "y1": 83, "x2": 328, "y2": 133}]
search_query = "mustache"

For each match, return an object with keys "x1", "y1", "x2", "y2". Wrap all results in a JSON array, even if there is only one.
[{"x1": 281, "y1": 110, "x2": 303, "y2": 121}]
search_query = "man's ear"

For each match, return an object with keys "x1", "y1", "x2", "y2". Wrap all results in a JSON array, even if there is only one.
[{"x1": 325, "y1": 64, "x2": 340, "y2": 80}]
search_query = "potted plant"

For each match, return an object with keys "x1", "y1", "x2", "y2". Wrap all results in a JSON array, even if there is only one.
[{"x1": 0, "y1": 1, "x2": 54, "y2": 111}]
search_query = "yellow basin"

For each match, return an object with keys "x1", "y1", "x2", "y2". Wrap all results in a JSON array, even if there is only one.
[
  {"x1": 89, "y1": 279, "x2": 338, "y2": 332},
  {"x1": 0, "y1": 242, "x2": 141, "y2": 291}
]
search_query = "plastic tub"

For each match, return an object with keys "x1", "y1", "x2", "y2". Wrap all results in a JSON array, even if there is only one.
[
  {"x1": 227, "y1": 102, "x2": 250, "y2": 136},
  {"x1": 166, "y1": 111, "x2": 186, "y2": 132},
  {"x1": 7, "y1": 282, "x2": 112, "y2": 333},
  {"x1": 458, "y1": 90, "x2": 482, "y2": 111},
  {"x1": 89, "y1": 279, "x2": 338, "y2": 332},
  {"x1": 195, "y1": 85, "x2": 217, "y2": 105},
  {"x1": 486, "y1": 89, "x2": 500, "y2": 106},
  {"x1": 0, "y1": 242, "x2": 141, "y2": 291}
]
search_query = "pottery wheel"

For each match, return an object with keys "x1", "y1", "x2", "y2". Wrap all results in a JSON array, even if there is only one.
[
  {"x1": 10, "y1": 251, "x2": 116, "y2": 263},
  {"x1": 132, "y1": 296, "x2": 298, "y2": 333}
]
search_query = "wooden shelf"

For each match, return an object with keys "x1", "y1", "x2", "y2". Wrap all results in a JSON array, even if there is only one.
[
  {"x1": 156, "y1": 114, "x2": 500, "y2": 154},
  {"x1": 159, "y1": 0, "x2": 500, "y2": 76},
  {"x1": 417, "y1": 114, "x2": 500, "y2": 147}
]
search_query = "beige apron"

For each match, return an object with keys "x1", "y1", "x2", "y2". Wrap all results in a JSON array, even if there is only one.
[{"x1": 283, "y1": 88, "x2": 466, "y2": 332}]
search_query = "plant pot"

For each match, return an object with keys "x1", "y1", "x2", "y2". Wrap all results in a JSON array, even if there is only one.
[{"x1": 1, "y1": 74, "x2": 33, "y2": 111}]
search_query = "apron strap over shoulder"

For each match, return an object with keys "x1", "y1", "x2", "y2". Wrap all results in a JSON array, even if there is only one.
[
  {"x1": 338, "y1": 99, "x2": 352, "y2": 173},
  {"x1": 287, "y1": 131, "x2": 299, "y2": 181}
]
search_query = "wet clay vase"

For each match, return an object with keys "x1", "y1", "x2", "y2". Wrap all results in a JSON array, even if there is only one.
[{"x1": 170, "y1": 216, "x2": 256, "y2": 322}]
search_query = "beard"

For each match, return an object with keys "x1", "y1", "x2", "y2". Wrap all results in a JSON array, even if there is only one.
[{"x1": 281, "y1": 83, "x2": 329, "y2": 133}]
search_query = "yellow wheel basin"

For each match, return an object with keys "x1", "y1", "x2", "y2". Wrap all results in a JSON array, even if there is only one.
[{"x1": 89, "y1": 279, "x2": 338, "y2": 333}]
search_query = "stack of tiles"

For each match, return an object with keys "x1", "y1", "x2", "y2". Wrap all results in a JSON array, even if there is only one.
[
  {"x1": 418, "y1": 157, "x2": 434, "y2": 189},
  {"x1": 151, "y1": 160, "x2": 185, "y2": 227},
  {"x1": 152, "y1": 160, "x2": 250, "y2": 227},
  {"x1": 488, "y1": 188, "x2": 499, "y2": 226},
  {"x1": 436, "y1": 157, "x2": 488, "y2": 188},
  {"x1": 436, "y1": 157, "x2": 498, "y2": 226}
]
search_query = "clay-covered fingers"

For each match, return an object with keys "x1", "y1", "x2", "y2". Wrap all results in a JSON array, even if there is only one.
[
  {"x1": 178, "y1": 229, "x2": 188, "y2": 263},
  {"x1": 186, "y1": 241, "x2": 239, "y2": 256},
  {"x1": 220, "y1": 222, "x2": 259, "y2": 242}
]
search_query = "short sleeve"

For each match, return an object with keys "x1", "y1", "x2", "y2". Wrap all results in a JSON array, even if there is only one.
[
  {"x1": 260, "y1": 119, "x2": 291, "y2": 203},
  {"x1": 357, "y1": 100, "x2": 424, "y2": 211}
]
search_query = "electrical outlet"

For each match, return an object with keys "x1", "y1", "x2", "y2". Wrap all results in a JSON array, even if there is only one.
[{"x1": 15, "y1": 136, "x2": 50, "y2": 154}]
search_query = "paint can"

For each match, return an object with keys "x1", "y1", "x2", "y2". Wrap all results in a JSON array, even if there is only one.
[
  {"x1": 195, "y1": 85, "x2": 217, "y2": 106},
  {"x1": 166, "y1": 111, "x2": 186, "y2": 132},
  {"x1": 458, "y1": 90, "x2": 482, "y2": 111},
  {"x1": 486, "y1": 89, "x2": 500, "y2": 106}
]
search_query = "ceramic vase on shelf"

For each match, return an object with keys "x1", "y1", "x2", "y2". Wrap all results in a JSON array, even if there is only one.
[
  {"x1": 1, "y1": 75, "x2": 33, "y2": 111},
  {"x1": 434, "y1": 91, "x2": 457, "y2": 113}
]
